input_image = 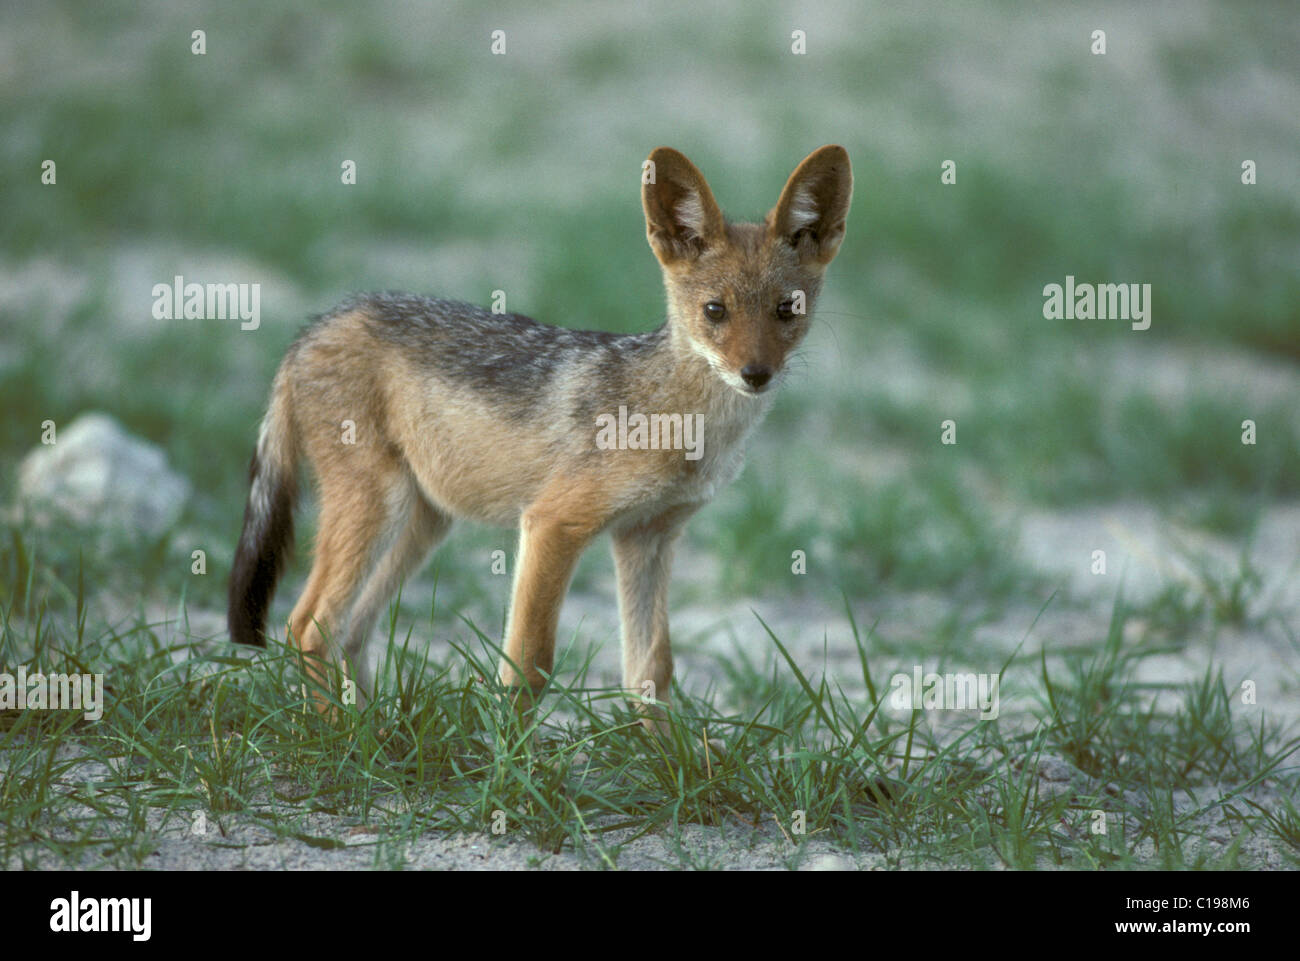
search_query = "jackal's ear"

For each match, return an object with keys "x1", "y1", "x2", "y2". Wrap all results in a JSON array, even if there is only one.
[
  {"x1": 642, "y1": 147, "x2": 726, "y2": 265},
  {"x1": 767, "y1": 145, "x2": 853, "y2": 265}
]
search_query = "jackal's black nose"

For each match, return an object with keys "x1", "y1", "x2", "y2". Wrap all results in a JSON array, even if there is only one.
[{"x1": 741, "y1": 365, "x2": 772, "y2": 390}]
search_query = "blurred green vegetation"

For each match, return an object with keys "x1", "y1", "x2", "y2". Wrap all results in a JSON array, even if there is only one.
[{"x1": 1, "y1": 0, "x2": 1297, "y2": 611}]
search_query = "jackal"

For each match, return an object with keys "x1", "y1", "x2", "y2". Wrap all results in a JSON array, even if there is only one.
[{"x1": 227, "y1": 145, "x2": 852, "y2": 724}]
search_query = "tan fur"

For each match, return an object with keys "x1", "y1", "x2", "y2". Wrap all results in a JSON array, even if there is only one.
[{"x1": 233, "y1": 146, "x2": 852, "y2": 728}]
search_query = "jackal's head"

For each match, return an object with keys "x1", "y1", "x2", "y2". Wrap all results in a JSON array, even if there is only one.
[{"x1": 642, "y1": 145, "x2": 852, "y2": 396}]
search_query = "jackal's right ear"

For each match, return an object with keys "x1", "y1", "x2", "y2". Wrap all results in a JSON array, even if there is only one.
[{"x1": 642, "y1": 148, "x2": 726, "y2": 265}]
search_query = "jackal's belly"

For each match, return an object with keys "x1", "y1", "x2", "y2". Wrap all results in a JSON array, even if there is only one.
[{"x1": 397, "y1": 407, "x2": 550, "y2": 526}]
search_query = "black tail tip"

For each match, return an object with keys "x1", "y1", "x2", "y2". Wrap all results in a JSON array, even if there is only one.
[
  {"x1": 227, "y1": 445, "x2": 295, "y2": 650},
  {"x1": 227, "y1": 602, "x2": 269, "y2": 647}
]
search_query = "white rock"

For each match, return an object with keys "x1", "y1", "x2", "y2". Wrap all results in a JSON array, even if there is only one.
[{"x1": 17, "y1": 412, "x2": 191, "y2": 539}]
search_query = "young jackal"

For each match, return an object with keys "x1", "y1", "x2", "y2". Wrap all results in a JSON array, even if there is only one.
[{"x1": 228, "y1": 145, "x2": 852, "y2": 723}]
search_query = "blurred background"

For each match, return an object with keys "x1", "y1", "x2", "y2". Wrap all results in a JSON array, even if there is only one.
[{"x1": 1, "y1": 1, "x2": 1297, "y2": 704}]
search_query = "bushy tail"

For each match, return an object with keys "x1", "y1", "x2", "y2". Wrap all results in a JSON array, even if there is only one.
[{"x1": 227, "y1": 373, "x2": 298, "y2": 647}]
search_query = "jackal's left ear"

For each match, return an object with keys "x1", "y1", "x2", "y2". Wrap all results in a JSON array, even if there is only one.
[
  {"x1": 642, "y1": 147, "x2": 727, "y2": 266},
  {"x1": 768, "y1": 145, "x2": 853, "y2": 265}
]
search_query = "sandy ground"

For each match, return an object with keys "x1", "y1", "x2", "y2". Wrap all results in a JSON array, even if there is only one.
[{"x1": 7, "y1": 733, "x2": 1295, "y2": 870}]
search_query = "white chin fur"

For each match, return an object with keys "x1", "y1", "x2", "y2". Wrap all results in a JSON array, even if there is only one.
[{"x1": 687, "y1": 337, "x2": 780, "y2": 399}]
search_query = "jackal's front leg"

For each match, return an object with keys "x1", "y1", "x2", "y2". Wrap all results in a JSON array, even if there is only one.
[
  {"x1": 610, "y1": 505, "x2": 695, "y2": 732},
  {"x1": 498, "y1": 504, "x2": 601, "y2": 704}
]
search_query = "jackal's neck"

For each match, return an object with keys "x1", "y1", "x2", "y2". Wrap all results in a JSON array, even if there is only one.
[{"x1": 651, "y1": 320, "x2": 775, "y2": 432}]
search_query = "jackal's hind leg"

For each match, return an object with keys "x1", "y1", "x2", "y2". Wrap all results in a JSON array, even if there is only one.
[{"x1": 288, "y1": 471, "x2": 450, "y2": 710}]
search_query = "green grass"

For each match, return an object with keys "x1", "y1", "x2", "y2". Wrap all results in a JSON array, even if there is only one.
[
  {"x1": 1, "y1": 548, "x2": 1296, "y2": 870},
  {"x1": 699, "y1": 466, "x2": 1037, "y2": 602}
]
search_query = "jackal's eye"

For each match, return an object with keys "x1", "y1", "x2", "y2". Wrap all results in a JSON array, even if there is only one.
[
  {"x1": 777, "y1": 300, "x2": 796, "y2": 320},
  {"x1": 703, "y1": 301, "x2": 727, "y2": 322}
]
